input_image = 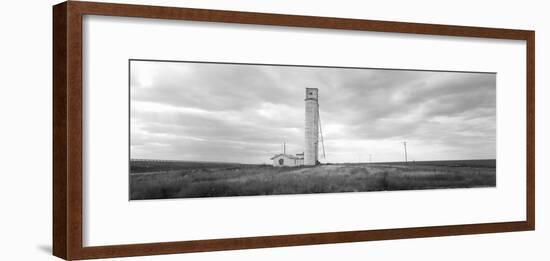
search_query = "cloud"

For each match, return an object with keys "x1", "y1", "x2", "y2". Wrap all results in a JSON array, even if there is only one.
[{"x1": 130, "y1": 61, "x2": 496, "y2": 163}]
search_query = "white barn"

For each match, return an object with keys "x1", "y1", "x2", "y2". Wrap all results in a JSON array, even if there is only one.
[{"x1": 270, "y1": 153, "x2": 304, "y2": 167}]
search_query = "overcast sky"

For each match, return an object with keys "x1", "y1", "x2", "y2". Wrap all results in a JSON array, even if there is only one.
[{"x1": 130, "y1": 60, "x2": 496, "y2": 164}]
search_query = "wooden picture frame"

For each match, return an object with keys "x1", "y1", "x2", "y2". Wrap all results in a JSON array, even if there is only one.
[{"x1": 53, "y1": 1, "x2": 535, "y2": 260}]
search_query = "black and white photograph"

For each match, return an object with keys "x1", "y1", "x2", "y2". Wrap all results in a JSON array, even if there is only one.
[
  {"x1": 129, "y1": 60, "x2": 496, "y2": 200},
  {"x1": 1, "y1": 0, "x2": 543, "y2": 260}
]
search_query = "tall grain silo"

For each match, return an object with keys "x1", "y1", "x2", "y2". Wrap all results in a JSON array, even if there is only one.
[{"x1": 304, "y1": 88, "x2": 319, "y2": 165}]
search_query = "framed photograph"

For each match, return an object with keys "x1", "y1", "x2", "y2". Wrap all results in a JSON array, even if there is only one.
[{"x1": 53, "y1": 1, "x2": 535, "y2": 260}]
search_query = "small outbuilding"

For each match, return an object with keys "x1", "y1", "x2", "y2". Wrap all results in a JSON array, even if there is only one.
[{"x1": 270, "y1": 153, "x2": 304, "y2": 167}]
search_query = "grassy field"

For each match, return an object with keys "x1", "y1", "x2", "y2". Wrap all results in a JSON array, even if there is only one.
[{"x1": 129, "y1": 159, "x2": 496, "y2": 200}]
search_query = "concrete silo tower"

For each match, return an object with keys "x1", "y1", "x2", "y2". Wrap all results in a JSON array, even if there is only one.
[{"x1": 304, "y1": 88, "x2": 319, "y2": 166}]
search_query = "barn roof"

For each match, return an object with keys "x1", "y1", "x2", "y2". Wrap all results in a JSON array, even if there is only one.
[{"x1": 270, "y1": 153, "x2": 304, "y2": 160}]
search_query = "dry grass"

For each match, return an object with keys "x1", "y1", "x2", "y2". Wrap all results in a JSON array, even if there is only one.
[{"x1": 129, "y1": 160, "x2": 496, "y2": 200}]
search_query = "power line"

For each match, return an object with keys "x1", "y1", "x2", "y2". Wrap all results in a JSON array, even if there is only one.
[
  {"x1": 402, "y1": 141, "x2": 408, "y2": 163},
  {"x1": 318, "y1": 109, "x2": 326, "y2": 159}
]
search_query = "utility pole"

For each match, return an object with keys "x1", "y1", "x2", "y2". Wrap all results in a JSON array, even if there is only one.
[
  {"x1": 283, "y1": 141, "x2": 286, "y2": 155},
  {"x1": 402, "y1": 141, "x2": 408, "y2": 163}
]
